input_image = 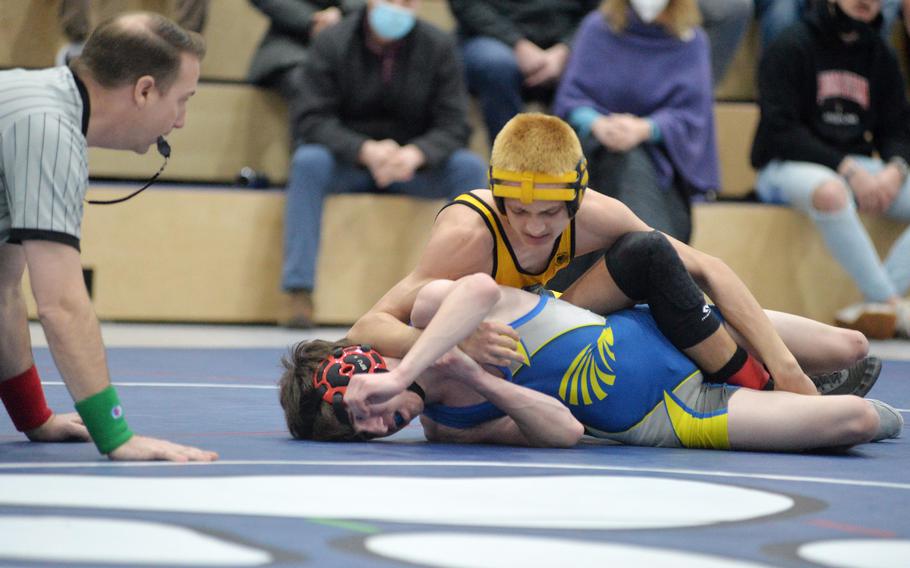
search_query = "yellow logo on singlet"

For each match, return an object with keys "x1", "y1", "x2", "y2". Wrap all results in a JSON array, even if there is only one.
[{"x1": 559, "y1": 327, "x2": 616, "y2": 405}]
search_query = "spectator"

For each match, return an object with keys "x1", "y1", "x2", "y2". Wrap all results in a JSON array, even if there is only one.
[
  {"x1": 751, "y1": 0, "x2": 910, "y2": 339},
  {"x1": 754, "y1": 0, "x2": 901, "y2": 50},
  {"x1": 449, "y1": 0, "x2": 600, "y2": 144},
  {"x1": 56, "y1": 0, "x2": 209, "y2": 65},
  {"x1": 280, "y1": 0, "x2": 487, "y2": 328},
  {"x1": 553, "y1": 0, "x2": 719, "y2": 244},
  {"x1": 247, "y1": 0, "x2": 365, "y2": 103},
  {"x1": 1, "y1": 13, "x2": 217, "y2": 461},
  {"x1": 698, "y1": 0, "x2": 753, "y2": 85}
]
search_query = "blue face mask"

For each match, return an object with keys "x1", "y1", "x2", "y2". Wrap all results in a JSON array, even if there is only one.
[{"x1": 368, "y1": 2, "x2": 416, "y2": 41}]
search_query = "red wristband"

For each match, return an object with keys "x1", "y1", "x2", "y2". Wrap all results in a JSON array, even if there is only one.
[{"x1": 0, "y1": 365, "x2": 53, "y2": 432}]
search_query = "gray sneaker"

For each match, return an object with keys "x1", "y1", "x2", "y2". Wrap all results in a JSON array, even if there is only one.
[
  {"x1": 868, "y1": 399, "x2": 904, "y2": 441},
  {"x1": 810, "y1": 356, "x2": 882, "y2": 397}
]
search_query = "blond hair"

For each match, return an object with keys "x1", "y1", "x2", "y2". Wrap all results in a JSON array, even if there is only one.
[
  {"x1": 600, "y1": 0, "x2": 701, "y2": 38},
  {"x1": 490, "y1": 113, "x2": 584, "y2": 175}
]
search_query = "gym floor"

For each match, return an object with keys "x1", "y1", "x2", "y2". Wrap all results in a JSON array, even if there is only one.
[{"x1": 0, "y1": 323, "x2": 907, "y2": 568}]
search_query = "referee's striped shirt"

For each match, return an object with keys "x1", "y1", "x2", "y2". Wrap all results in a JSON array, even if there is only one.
[{"x1": 0, "y1": 66, "x2": 90, "y2": 250}]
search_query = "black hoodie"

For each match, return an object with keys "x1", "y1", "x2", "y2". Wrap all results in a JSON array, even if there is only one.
[{"x1": 750, "y1": 1, "x2": 910, "y2": 171}]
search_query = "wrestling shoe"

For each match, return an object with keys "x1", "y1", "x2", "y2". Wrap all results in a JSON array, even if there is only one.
[
  {"x1": 835, "y1": 302, "x2": 897, "y2": 340},
  {"x1": 868, "y1": 399, "x2": 903, "y2": 441},
  {"x1": 810, "y1": 356, "x2": 882, "y2": 397}
]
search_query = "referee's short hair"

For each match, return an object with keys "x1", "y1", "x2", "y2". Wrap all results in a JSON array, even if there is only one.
[{"x1": 71, "y1": 12, "x2": 206, "y2": 94}]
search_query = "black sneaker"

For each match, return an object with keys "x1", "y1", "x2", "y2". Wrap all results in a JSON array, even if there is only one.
[{"x1": 810, "y1": 356, "x2": 882, "y2": 397}]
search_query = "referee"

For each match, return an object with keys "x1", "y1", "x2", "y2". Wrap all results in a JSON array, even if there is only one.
[{"x1": 0, "y1": 12, "x2": 217, "y2": 461}]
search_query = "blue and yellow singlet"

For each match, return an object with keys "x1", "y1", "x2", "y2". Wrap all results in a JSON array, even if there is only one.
[{"x1": 423, "y1": 295, "x2": 705, "y2": 435}]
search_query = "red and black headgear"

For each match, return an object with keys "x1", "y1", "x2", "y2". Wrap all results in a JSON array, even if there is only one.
[{"x1": 313, "y1": 344, "x2": 388, "y2": 425}]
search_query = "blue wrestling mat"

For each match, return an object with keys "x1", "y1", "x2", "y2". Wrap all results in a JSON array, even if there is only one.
[{"x1": 0, "y1": 343, "x2": 907, "y2": 568}]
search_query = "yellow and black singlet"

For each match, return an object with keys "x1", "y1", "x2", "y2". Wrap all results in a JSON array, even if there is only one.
[{"x1": 441, "y1": 192, "x2": 575, "y2": 290}]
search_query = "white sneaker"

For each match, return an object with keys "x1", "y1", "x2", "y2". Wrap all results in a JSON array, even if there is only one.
[
  {"x1": 835, "y1": 302, "x2": 897, "y2": 340},
  {"x1": 868, "y1": 399, "x2": 903, "y2": 441},
  {"x1": 895, "y1": 301, "x2": 910, "y2": 338}
]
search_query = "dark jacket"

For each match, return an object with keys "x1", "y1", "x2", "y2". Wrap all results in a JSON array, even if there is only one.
[
  {"x1": 449, "y1": 0, "x2": 599, "y2": 48},
  {"x1": 247, "y1": 0, "x2": 364, "y2": 84},
  {"x1": 751, "y1": 1, "x2": 910, "y2": 170},
  {"x1": 293, "y1": 8, "x2": 472, "y2": 168}
]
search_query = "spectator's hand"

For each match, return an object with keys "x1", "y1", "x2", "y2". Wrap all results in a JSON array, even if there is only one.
[
  {"x1": 873, "y1": 164, "x2": 904, "y2": 212},
  {"x1": 310, "y1": 7, "x2": 342, "y2": 38},
  {"x1": 848, "y1": 167, "x2": 887, "y2": 214},
  {"x1": 107, "y1": 435, "x2": 218, "y2": 462},
  {"x1": 24, "y1": 412, "x2": 90, "y2": 443},
  {"x1": 525, "y1": 43, "x2": 570, "y2": 87},
  {"x1": 374, "y1": 144, "x2": 425, "y2": 186},
  {"x1": 458, "y1": 321, "x2": 523, "y2": 368},
  {"x1": 513, "y1": 39, "x2": 547, "y2": 78},
  {"x1": 591, "y1": 114, "x2": 650, "y2": 152},
  {"x1": 360, "y1": 139, "x2": 400, "y2": 187}
]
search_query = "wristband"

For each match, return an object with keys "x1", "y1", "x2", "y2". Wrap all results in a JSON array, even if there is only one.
[
  {"x1": 0, "y1": 365, "x2": 53, "y2": 432},
  {"x1": 75, "y1": 386, "x2": 134, "y2": 454}
]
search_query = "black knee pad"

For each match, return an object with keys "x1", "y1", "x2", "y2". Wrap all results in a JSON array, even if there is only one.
[{"x1": 604, "y1": 231, "x2": 720, "y2": 349}]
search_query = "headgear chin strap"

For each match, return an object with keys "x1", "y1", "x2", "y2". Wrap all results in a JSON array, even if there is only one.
[
  {"x1": 490, "y1": 158, "x2": 589, "y2": 217},
  {"x1": 312, "y1": 345, "x2": 426, "y2": 426}
]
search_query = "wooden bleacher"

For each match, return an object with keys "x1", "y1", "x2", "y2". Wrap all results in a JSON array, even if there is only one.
[{"x1": 5, "y1": 1, "x2": 907, "y2": 326}]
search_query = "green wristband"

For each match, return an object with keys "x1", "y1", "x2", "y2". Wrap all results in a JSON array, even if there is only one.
[{"x1": 75, "y1": 386, "x2": 134, "y2": 454}]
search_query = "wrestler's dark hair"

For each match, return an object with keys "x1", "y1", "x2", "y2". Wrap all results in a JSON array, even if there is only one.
[
  {"x1": 72, "y1": 11, "x2": 206, "y2": 94},
  {"x1": 278, "y1": 338, "x2": 362, "y2": 442}
]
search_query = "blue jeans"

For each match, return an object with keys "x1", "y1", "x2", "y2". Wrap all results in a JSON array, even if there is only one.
[
  {"x1": 281, "y1": 145, "x2": 487, "y2": 292},
  {"x1": 755, "y1": 157, "x2": 910, "y2": 302},
  {"x1": 461, "y1": 36, "x2": 553, "y2": 143}
]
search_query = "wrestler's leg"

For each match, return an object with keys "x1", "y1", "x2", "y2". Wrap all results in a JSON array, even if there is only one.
[
  {"x1": 726, "y1": 388, "x2": 877, "y2": 451},
  {"x1": 563, "y1": 231, "x2": 769, "y2": 389},
  {"x1": 726, "y1": 310, "x2": 869, "y2": 375}
]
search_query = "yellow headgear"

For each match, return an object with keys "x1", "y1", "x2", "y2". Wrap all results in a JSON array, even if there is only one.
[{"x1": 489, "y1": 158, "x2": 589, "y2": 217}]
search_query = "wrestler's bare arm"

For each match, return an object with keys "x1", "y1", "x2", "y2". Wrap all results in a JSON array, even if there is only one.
[{"x1": 348, "y1": 206, "x2": 508, "y2": 358}]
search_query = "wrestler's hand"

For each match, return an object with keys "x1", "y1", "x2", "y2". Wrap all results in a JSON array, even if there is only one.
[
  {"x1": 345, "y1": 370, "x2": 409, "y2": 419},
  {"x1": 24, "y1": 412, "x2": 90, "y2": 442},
  {"x1": 107, "y1": 435, "x2": 218, "y2": 462},
  {"x1": 458, "y1": 321, "x2": 523, "y2": 368},
  {"x1": 769, "y1": 366, "x2": 819, "y2": 396},
  {"x1": 435, "y1": 347, "x2": 488, "y2": 387}
]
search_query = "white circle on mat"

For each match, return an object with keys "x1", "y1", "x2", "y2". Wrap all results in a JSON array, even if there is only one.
[
  {"x1": 0, "y1": 474, "x2": 793, "y2": 529},
  {"x1": 0, "y1": 516, "x2": 271, "y2": 565},
  {"x1": 799, "y1": 539, "x2": 910, "y2": 568},
  {"x1": 365, "y1": 532, "x2": 777, "y2": 568}
]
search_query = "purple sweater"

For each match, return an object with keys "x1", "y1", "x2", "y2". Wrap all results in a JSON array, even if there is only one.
[{"x1": 553, "y1": 11, "x2": 719, "y2": 195}]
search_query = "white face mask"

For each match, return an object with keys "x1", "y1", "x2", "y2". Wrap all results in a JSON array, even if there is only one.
[{"x1": 630, "y1": 0, "x2": 670, "y2": 23}]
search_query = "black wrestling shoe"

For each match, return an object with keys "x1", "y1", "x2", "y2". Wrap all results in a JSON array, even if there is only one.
[{"x1": 810, "y1": 356, "x2": 882, "y2": 397}]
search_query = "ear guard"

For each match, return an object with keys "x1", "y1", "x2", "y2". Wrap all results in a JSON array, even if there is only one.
[
  {"x1": 313, "y1": 345, "x2": 388, "y2": 425},
  {"x1": 490, "y1": 158, "x2": 589, "y2": 217}
]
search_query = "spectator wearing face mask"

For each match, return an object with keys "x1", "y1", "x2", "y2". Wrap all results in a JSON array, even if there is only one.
[
  {"x1": 552, "y1": 0, "x2": 717, "y2": 246},
  {"x1": 278, "y1": 0, "x2": 487, "y2": 328}
]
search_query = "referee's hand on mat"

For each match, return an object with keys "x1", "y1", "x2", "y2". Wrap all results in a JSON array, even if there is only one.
[{"x1": 108, "y1": 435, "x2": 218, "y2": 462}]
